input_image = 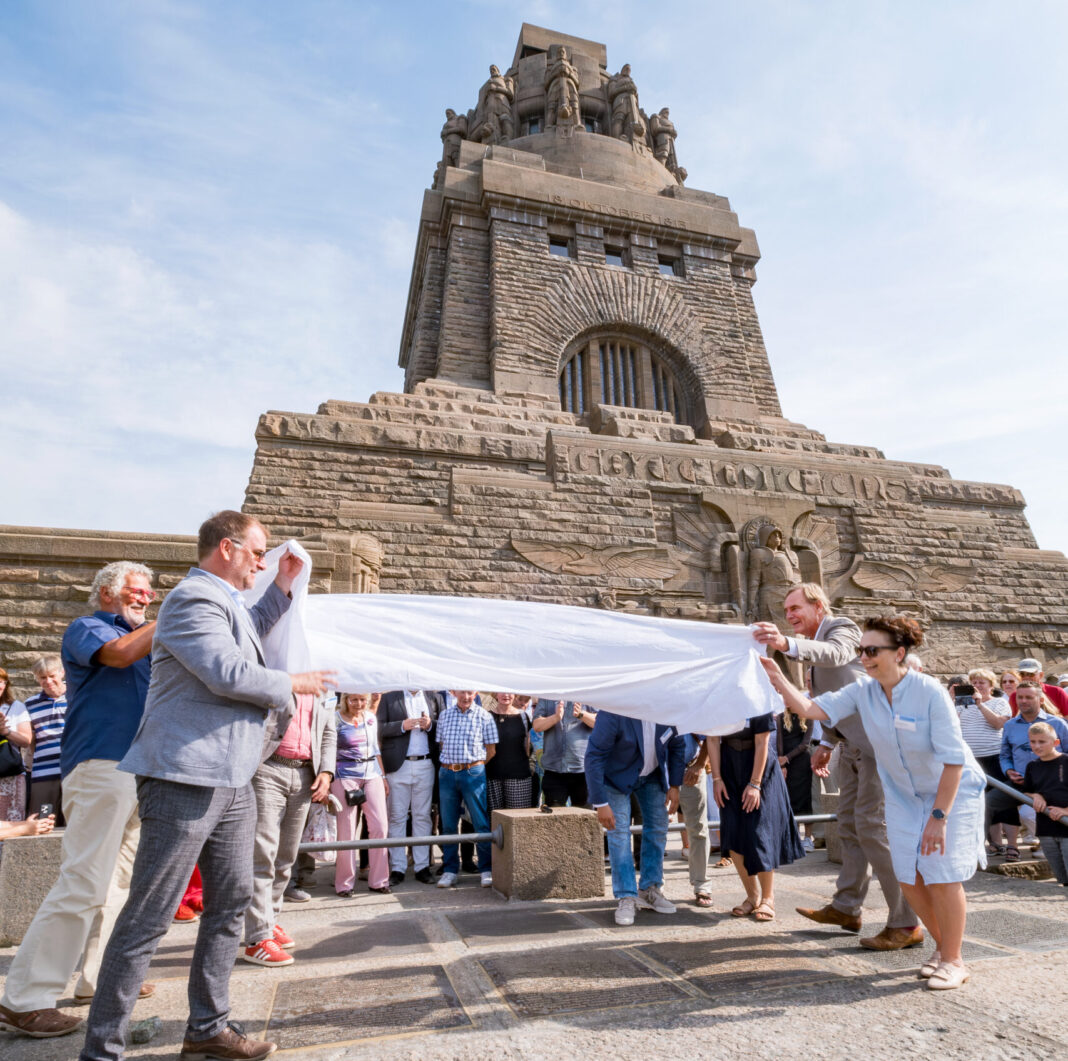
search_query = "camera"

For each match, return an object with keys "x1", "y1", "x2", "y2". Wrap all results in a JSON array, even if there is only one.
[
  {"x1": 345, "y1": 787, "x2": 367, "y2": 808},
  {"x1": 954, "y1": 683, "x2": 976, "y2": 709}
]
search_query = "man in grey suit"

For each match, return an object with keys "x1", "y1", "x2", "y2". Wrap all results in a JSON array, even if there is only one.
[
  {"x1": 80, "y1": 511, "x2": 335, "y2": 1061},
  {"x1": 753, "y1": 582, "x2": 923, "y2": 951}
]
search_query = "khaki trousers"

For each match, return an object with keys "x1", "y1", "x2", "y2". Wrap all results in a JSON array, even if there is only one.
[
  {"x1": 832, "y1": 743, "x2": 915, "y2": 928},
  {"x1": 0, "y1": 759, "x2": 139, "y2": 1011}
]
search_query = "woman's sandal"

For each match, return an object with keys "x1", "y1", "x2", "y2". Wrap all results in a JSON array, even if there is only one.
[
  {"x1": 1005, "y1": 846, "x2": 1021, "y2": 862},
  {"x1": 714, "y1": 856, "x2": 733, "y2": 868},
  {"x1": 753, "y1": 898, "x2": 775, "y2": 922},
  {"x1": 917, "y1": 950, "x2": 942, "y2": 979},
  {"x1": 926, "y1": 961, "x2": 970, "y2": 990},
  {"x1": 695, "y1": 891, "x2": 713, "y2": 908},
  {"x1": 731, "y1": 897, "x2": 756, "y2": 917}
]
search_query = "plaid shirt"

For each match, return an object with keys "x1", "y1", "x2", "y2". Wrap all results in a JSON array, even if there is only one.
[{"x1": 437, "y1": 703, "x2": 497, "y2": 765}]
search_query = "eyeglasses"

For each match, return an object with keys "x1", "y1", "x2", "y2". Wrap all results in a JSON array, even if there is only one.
[
  {"x1": 857, "y1": 645, "x2": 898, "y2": 658},
  {"x1": 124, "y1": 588, "x2": 156, "y2": 602},
  {"x1": 228, "y1": 538, "x2": 268, "y2": 561}
]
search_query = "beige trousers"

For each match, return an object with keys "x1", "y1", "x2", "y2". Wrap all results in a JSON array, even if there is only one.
[{"x1": 0, "y1": 759, "x2": 139, "y2": 1011}]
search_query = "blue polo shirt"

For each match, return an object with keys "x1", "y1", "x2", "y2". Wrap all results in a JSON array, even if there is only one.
[
  {"x1": 60, "y1": 611, "x2": 152, "y2": 778},
  {"x1": 999, "y1": 710, "x2": 1068, "y2": 778}
]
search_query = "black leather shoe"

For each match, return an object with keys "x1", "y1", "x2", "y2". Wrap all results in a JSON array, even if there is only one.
[
  {"x1": 389, "y1": 871, "x2": 405, "y2": 886},
  {"x1": 414, "y1": 867, "x2": 433, "y2": 884}
]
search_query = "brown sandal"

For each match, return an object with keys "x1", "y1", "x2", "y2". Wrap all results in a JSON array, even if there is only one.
[
  {"x1": 753, "y1": 899, "x2": 775, "y2": 922},
  {"x1": 695, "y1": 891, "x2": 713, "y2": 908},
  {"x1": 731, "y1": 897, "x2": 756, "y2": 917}
]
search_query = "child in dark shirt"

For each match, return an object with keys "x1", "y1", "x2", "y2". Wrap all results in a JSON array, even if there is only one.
[{"x1": 1023, "y1": 721, "x2": 1068, "y2": 887}]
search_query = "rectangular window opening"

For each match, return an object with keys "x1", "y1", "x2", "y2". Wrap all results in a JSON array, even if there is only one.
[
  {"x1": 658, "y1": 256, "x2": 682, "y2": 277},
  {"x1": 605, "y1": 246, "x2": 626, "y2": 268},
  {"x1": 548, "y1": 236, "x2": 572, "y2": 258},
  {"x1": 528, "y1": 117, "x2": 542, "y2": 135}
]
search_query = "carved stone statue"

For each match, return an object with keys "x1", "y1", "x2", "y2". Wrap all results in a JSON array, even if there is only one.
[
  {"x1": 473, "y1": 64, "x2": 515, "y2": 145},
  {"x1": 648, "y1": 106, "x2": 684, "y2": 181},
  {"x1": 745, "y1": 522, "x2": 801, "y2": 627},
  {"x1": 607, "y1": 63, "x2": 642, "y2": 142},
  {"x1": 352, "y1": 533, "x2": 384, "y2": 593},
  {"x1": 439, "y1": 108, "x2": 468, "y2": 168},
  {"x1": 544, "y1": 45, "x2": 581, "y2": 130}
]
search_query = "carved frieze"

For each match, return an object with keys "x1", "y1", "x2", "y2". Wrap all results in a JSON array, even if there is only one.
[{"x1": 510, "y1": 536, "x2": 680, "y2": 580}]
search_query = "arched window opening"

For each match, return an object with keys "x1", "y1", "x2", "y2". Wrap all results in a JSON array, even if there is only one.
[{"x1": 559, "y1": 335, "x2": 689, "y2": 426}]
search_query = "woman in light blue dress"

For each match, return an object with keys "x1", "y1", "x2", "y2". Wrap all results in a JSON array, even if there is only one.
[{"x1": 760, "y1": 614, "x2": 985, "y2": 992}]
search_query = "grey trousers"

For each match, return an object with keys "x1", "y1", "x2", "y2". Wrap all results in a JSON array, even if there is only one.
[
  {"x1": 245, "y1": 759, "x2": 313, "y2": 945},
  {"x1": 832, "y1": 743, "x2": 916, "y2": 928},
  {"x1": 679, "y1": 779, "x2": 709, "y2": 893},
  {"x1": 80, "y1": 777, "x2": 256, "y2": 1061}
]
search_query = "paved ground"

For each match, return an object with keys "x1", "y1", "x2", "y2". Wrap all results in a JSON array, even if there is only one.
[{"x1": 2, "y1": 845, "x2": 1066, "y2": 1061}]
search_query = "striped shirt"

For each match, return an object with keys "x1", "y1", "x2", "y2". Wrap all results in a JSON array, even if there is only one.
[
  {"x1": 957, "y1": 696, "x2": 1011, "y2": 757},
  {"x1": 24, "y1": 692, "x2": 67, "y2": 780}
]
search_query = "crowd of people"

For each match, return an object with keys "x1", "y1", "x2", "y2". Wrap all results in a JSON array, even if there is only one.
[{"x1": 0, "y1": 513, "x2": 1066, "y2": 1058}]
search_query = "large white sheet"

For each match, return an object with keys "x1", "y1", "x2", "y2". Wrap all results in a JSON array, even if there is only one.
[{"x1": 245, "y1": 541, "x2": 779, "y2": 735}]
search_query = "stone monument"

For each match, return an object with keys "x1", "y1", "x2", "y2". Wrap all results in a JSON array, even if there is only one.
[{"x1": 0, "y1": 23, "x2": 1066, "y2": 689}]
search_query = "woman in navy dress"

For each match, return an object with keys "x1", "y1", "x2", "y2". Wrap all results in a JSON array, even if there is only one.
[{"x1": 708, "y1": 711, "x2": 804, "y2": 922}]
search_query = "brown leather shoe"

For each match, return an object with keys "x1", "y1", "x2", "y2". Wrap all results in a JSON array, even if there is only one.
[
  {"x1": 0, "y1": 1003, "x2": 83, "y2": 1038},
  {"x1": 180, "y1": 1021, "x2": 277, "y2": 1060},
  {"x1": 72, "y1": 981, "x2": 157, "y2": 1005},
  {"x1": 796, "y1": 904, "x2": 862, "y2": 932},
  {"x1": 859, "y1": 925, "x2": 925, "y2": 950}
]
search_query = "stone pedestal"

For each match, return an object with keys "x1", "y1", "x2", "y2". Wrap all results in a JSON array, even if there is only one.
[
  {"x1": 0, "y1": 830, "x2": 64, "y2": 945},
  {"x1": 821, "y1": 793, "x2": 842, "y2": 865},
  {"x1": 492, "y1": 807, "x2": 604, "y2": 900}
]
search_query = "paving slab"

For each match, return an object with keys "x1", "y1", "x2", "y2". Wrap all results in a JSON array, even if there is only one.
[{"x1": 2, "y1": 851, "x2": 1067, "y2": 1060}]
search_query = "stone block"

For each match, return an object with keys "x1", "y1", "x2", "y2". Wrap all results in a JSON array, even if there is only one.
[
  {"x1": 0, "y1": 830, "x2": 64, "y2": 945},
  {"x1": 492, "y1": 807, "x2": 604, "y2": 900},
  {"x1": 821, "y1": 793, "x2": 841, "y2": 865}
]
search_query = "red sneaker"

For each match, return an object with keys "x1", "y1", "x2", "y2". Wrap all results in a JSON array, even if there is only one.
[
  {"x1": 272, "y1": 924, "x2": 295, "y2": 951},
  {"x1": 187, "y1": 897, "x2": 204, "y2": 914},
  {"x1": 173, "y1": 904, "x2": 199, "y2": 923},
  {"x1": 242, "y1": 939, "x2": 294, "y2": 967}
]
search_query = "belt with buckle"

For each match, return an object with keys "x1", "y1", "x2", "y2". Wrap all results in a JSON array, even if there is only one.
[
  {"x1": 442, "y1": 760, "x2": 485, "y2": 772},
  {"x1": 269, "y1": 753, "x2": 312, "y2": 768},
  {"x1": 406, "y1": 754, "x2": 431, "y2": 761}
]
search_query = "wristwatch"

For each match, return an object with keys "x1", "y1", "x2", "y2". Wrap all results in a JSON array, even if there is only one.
[{"x1": 931, "y1": 808, "x2": 946, "y2": 821}]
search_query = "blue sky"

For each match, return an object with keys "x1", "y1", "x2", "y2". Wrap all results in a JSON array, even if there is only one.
[{"x1": 2, "y1": 1, "x2": 1066, "y2": 556}]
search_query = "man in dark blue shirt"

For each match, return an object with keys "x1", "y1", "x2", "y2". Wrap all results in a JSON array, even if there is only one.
[{"x1": 0, "y1": 562, "x2": 157, "y2": 1040}]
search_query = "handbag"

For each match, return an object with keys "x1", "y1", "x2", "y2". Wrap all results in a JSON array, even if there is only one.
[{"x1": 0, "y1": 736, "x2": 25, "y2": 778}]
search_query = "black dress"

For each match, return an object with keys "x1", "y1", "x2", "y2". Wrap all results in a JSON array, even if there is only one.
[
  {"x1": 776, "y1": 712, "x2": 813, "y2": 816},
  {"x1": 719, "y1": 713, "x2": 805, "y2": 875},
  {"x1": 486, "y1": 712, "x2": 532, "y2": 810}
]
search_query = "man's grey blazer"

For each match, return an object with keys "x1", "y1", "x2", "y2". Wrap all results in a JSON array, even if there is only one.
[
  {"x1": 119, "y1": 569, "x2": 294, "y2": 788},
  {"x1": 792, "y1": 614, "x2": 871, "y2": 754}
]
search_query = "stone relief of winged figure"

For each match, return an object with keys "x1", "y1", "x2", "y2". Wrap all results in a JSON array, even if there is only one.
[{"x1": 510, "y1": 536, "x2": 680, "y2": 580}]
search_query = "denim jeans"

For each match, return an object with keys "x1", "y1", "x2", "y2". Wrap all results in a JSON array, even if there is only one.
[
  {"x1": 438, "y1": 765, "x2": 491, "y2": 873},
  {"x1": 1040, "y1": 836, "x2": 1068, "y2": 885},
  {"x1": 605, "y1": 774, "x2": 668, "y2": 899}
]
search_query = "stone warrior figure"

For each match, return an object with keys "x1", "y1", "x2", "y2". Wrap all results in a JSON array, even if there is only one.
[
  {"x1": 473, "y1": 65, "x2": 515, "y2": 145},
  {"x1": 649, "y1": 106, "x2": 685, "y2": 181},
  {"x1": 745, "y1": 523, "x2": 801, "y2": 627},
  {"x1": 439, "y1": 108, "x2": 468, "y2": 168},
  {"x1": 607, "y1": 63, "x2": 643, "y2": 142},
  {"x1": 544, "y1": 45, "x2": 581, "y2": 129}
]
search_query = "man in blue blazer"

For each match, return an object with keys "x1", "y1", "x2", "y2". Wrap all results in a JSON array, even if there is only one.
[
  {"x1": 79, "y1": 511, "x2": 335, "y2": 1061},
  {"x1": 585, "y1": 711, "x2": 686, "y2": 926}
]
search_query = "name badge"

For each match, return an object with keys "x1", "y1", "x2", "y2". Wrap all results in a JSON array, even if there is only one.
[
  {"x1": 660, "y1": 729, "x2": 673, "y2": 745},
  {"x1": 894, "y1": 715, "x2": 918, "y2": 732}
]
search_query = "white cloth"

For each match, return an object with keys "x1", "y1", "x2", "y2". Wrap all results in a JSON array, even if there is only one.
[{"x1": 246, "y1": 542, "x2": 779, "y2": 735}]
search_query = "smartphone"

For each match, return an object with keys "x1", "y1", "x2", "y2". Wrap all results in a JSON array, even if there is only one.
[{"x1": 40, "y1": 802, "x2": 54, "y2": 818}]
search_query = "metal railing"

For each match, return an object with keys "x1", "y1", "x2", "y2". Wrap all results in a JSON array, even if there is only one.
[{"x1": 298, "y1": 813, "x2": 838, "y2": 853}]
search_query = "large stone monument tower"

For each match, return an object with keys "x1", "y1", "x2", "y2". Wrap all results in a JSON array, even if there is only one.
[
  {"x1": 239, "y1": 24, "x2": 1067, "y2": 675},
  {"x1": 1, "y1": 24, "x2": 1065, "y2": 686}
]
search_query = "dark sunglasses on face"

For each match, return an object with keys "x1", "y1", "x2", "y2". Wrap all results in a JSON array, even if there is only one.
[{"x1": 857, "y1": 645, "x2": 897, "y2": 659}]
